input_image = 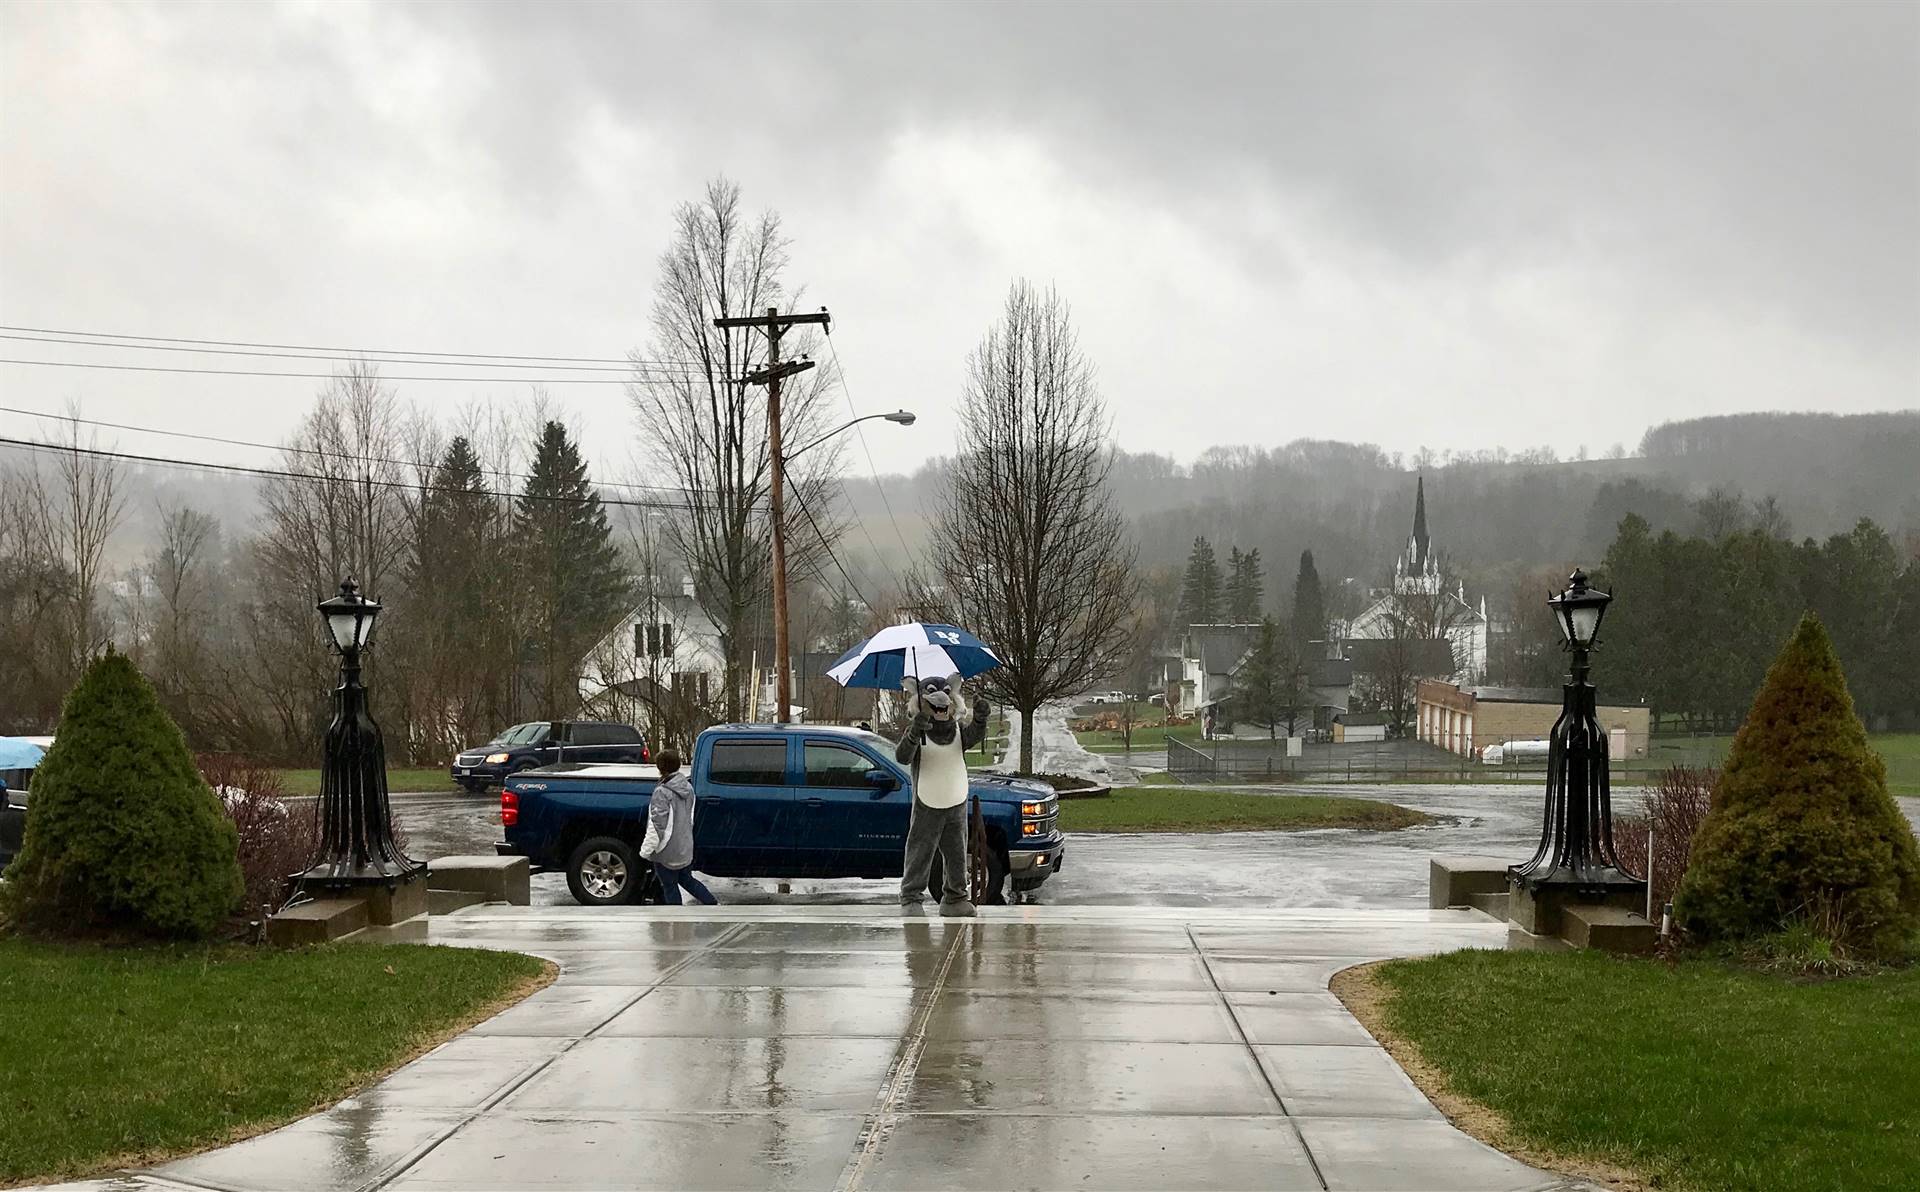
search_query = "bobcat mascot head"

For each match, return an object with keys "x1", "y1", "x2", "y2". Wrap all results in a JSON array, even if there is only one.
[{"x1": 902, "y1": 673, "x2": 973, "y2": 746}]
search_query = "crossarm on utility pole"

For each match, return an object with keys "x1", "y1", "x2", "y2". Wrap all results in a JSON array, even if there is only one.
[{"x1": 715, "y1": 307, "x2": 831, "y2": 725}]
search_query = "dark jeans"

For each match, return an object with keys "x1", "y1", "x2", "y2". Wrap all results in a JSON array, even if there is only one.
[{"x1": 653, "y1": 863, "x2": 716, "y2": 906}]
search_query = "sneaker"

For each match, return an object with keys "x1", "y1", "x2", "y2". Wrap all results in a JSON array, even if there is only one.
[{"x1": 939, "y1": 900, "x2": 977, "y2": 919}]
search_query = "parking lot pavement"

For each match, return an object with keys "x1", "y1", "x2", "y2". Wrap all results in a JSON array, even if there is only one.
[{"x1": 54, "y1": 905, "x2": 1595, "y2": 1192}]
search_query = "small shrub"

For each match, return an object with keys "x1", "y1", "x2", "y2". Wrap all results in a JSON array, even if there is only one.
[
  {"x1": 0, "y1": 653, "x2": 242, "y2": 939},
  {"x1": 197, "y1": 754, "x2": 318, "y2": 921},
  {"x1": 1614, "y1": 764, "x2": 1716, "y2": 911},
  {"x1": 1674, "y1": 615, "x2": 1920, "y2": 961}
]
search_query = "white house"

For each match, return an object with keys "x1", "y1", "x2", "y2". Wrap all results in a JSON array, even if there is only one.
[{"x1": 578, "y1": 576, "x2": 729, "y2": 732}]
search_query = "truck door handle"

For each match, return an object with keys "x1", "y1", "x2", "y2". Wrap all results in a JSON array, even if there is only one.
[{"x1": 805, "y1": 797, "x2": 824, "y2": 809}]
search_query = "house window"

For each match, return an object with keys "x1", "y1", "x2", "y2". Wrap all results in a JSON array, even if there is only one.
[{"x1": 635, "y1": 621, "x2": 674, "y2": 659}]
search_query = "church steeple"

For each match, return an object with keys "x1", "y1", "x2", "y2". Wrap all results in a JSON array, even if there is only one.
[{"x1": 1412, "y1": 475, "x2": 1429, "y2": 572}]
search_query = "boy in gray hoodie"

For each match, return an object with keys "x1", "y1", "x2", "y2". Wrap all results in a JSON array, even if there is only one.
[{"x1": 647, "y1": 751, "x2": 716, "y2": 905}]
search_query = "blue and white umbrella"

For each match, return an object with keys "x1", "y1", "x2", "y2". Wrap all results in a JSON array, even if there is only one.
[{"x1": 827, "y1": 622, "x2": 1002, "y2": 690}]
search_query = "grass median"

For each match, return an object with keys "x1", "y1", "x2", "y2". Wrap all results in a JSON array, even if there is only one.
[
  {"x1": 1358, "y1": 948, "x2": 1920, "y2": 1192},
  {"x1": 275, "y1": 767, "x2": 457, "y2": 796},
  {"x1": 1058, "y1": 785, "x2": 1431, "y2": 833},
  {"x1": 0, "y1": 939, "x2": 550, "y2": 1185}
]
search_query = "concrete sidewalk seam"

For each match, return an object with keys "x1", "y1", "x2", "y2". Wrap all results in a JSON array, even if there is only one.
[
  {"x1": 835, "y1": 927, "x2": 966, "y2": 1192},
  {"x1": 1190, "y1": 925, "x2": 1331, "y2": 1192}
]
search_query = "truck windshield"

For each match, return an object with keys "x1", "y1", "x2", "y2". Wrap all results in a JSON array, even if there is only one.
[{"x1": 492, "y1": 722, "x2": 551, "y2": 746}]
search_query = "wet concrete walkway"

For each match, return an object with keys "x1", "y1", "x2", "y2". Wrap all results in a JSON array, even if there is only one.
[{"x1": 44, "y1": 905, "x2": 1595, "y2": 1192}]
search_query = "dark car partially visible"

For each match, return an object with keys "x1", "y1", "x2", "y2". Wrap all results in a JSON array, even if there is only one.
[
  {"x1": 0, "y1": 777, "x2": 27, "y2": 874},
  {"x1": 450, "y1": 720, "x2": 649, "y2": 793}
]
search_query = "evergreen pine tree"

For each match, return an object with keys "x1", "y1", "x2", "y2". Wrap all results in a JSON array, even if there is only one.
[
  {"x1": 1673, "y1": 614, "x2": 1920, "y2": 959},
  {"x1": 515, "y1": 421, "x2": 633, "y2": 718},
  {"x1": 1231, "y1": 616, "x2": 1304, "y2": 740},
  {"x1": 0, "y1": 652, "x2": 241, "y2": 939},
  {"x1": 1226, "y1": 547, "x2": 1264, "y2": 620},
  {"x1": 1178, "y1": 536, "x2": 1222, "y2": 626},
  {"x1": 1290, "y1": 550, "x2": 1326, "y2": 646}
]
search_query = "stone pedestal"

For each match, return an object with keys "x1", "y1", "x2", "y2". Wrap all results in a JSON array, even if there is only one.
[
  {"x1": 265, "y1": 871, "x2": 429, "y2": 947},
  {"x1": 1429, "y1": 857, "x2": 1511, "y2": 909},
  {"x1": 428, "y1": 855, "x2": 530, "y2": 906},
  {"x1": 1507, "y1": 877, "x2": 1645, "y2": 938}
]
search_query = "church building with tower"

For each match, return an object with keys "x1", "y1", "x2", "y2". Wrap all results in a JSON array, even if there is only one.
[{"x1": 1339, "y1": 477, "x2": 1489, "y2": 682}]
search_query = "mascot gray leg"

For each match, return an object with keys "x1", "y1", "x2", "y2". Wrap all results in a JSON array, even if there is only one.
[{"x1": 902, "y1": 801, "x2": 974, "y2": 915}]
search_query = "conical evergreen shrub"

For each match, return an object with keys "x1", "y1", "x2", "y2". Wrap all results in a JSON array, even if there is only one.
[
  {"x1": 0, "y1": 652, "x2": 241, "y2": 939},
  {"x1": 1673, "y1": 614, "x2": 1920, "y2": 959}
]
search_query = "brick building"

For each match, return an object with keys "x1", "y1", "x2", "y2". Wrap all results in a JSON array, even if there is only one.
[{"x1": 1416, "y1": 679, "x2": 1650, "y2": 760}]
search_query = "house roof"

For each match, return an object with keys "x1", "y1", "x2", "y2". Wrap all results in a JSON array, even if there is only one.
[
  {"x1": 1343, "y1": 637, "x2": 1456, "y2": 678},
  {"x1": 1186, "y1": 624, "x2": 1261, "y2": 677},
  {"x1": 1464, "y1": 685, "x2": 1562, "y2": 705},
  {"x1": 1309, "y1": 657, "x2": 1353, "y2": 688}
]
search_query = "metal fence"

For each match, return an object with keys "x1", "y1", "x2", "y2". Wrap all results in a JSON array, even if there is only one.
[{"x1": 1163, "y1": 732, "x2": 1742, "y2": 786}]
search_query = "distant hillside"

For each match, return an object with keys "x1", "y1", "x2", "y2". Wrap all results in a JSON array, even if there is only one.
[{"x1": 842, "y1": 410, "x2": 1920, "y2": 603}]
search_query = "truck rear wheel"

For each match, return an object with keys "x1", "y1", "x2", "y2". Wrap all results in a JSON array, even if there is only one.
[{"x1": 566, "y1": 835, "x2": 655, "y2": 906}]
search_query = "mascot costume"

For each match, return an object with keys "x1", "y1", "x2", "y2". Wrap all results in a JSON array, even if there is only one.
[{"x1": 894, "y1": 673, "x2": 991, "y2": 915}]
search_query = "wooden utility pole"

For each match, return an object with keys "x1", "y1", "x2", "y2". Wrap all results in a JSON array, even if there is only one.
[{"x1": 714, "y1": 305, "x2": 830, "y2": 724}]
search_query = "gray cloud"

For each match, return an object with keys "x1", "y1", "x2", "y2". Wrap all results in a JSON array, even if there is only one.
[{"x1": 2, "y1": 0, "x2": 1913, "y2": 476}]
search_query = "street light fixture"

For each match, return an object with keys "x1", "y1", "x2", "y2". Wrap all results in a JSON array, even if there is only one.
[
  {"x1": 1509, "y1": 568, "x2": 1642, "y2": 922},
  {"x1": 303, "y1": 577, "x2": 421, "y2": 889}
]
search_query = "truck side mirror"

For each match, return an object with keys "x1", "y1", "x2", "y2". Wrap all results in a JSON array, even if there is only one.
[{"x1": 864, "y1": 768, "x2": 900, "y2": 792}]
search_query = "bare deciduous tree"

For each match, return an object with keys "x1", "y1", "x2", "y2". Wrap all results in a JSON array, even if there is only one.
[
  {"x1": 628, "y1": 178, "x2": 844, "y2": 720},
  {"x1": 923, "y1": 280, "x2": 1138, "y2": 773},
  {"x1": 27, "y1": 408, "x2": 127, "y2": 667}
]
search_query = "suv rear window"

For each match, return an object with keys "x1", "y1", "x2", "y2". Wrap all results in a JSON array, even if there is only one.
[{"x1": 708, "y1": 740, "x2": 787, "y2": 785}]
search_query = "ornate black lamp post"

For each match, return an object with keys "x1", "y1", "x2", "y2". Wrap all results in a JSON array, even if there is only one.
[
  {"x1": 1509, "y1": 569, "x2": 1645, "y2": 917},
  {"x1": 302, "y1": 578, "x2": 422, "y2": 889}
]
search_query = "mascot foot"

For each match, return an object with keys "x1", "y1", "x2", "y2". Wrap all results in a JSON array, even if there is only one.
[{"x1": 939, "y1": 900, "x2": 978, "y2": 918}]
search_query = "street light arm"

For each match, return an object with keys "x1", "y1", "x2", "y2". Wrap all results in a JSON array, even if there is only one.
[{"x1": 782, "y1": 410, "x2": 917, "y2": 464}]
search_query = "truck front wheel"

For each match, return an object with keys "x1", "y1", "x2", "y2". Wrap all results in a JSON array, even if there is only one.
[{"x1": 566, "y1": 835, "x2": 656, "y2": 906}]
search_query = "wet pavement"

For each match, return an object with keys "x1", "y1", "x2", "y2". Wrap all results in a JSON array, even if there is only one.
[
  {"x1": 387, "y1": 783, "x2": 1565, "y2": 910},
  {"x1": 41, "y1": 905, "x2": 1596, "y2": 1192}
]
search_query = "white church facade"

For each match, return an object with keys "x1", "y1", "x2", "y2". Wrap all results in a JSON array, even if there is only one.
[{"x1": 1339, "y1": 477, "x2": 1489, "y2": 683}]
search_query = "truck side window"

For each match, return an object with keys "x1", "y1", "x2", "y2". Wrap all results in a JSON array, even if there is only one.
[
  {"x1": 803, "y1": 743, "x2": 878, "y2": 789},
  {"x1": 709, "y1": 740, "x2": 787, "y2": 785}
]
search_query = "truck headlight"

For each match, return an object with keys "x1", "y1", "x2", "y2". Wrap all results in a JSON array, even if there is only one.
[
  {"x1": 1022, "y1": 822, "x2": 1041, "y2": 836},
  {"x1": 486, "y1": 752, "x2": 510, "y2": 765},
  {"x1": 1020, "y1": 801, "x2": 1048, "y2": 817}
]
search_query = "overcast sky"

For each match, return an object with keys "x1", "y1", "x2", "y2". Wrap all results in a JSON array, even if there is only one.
[{"x1": 3, "y1": 1, "x2": 1915, "y2": 481}]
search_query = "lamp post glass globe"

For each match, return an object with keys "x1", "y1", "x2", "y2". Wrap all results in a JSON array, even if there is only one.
[
  {"x1": 318, "y1": 578, "x2": 380, "y2": 654},
  {"x1": 1549, "y1": 568, "x2": 1611, "y2": 649}
]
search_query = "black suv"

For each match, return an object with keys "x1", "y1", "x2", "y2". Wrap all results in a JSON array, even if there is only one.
[{"x1": 451, "y1": 721, "x2": 649, "y2": 792}]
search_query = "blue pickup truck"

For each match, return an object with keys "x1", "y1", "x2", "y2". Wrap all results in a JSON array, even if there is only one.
[{"x1": 499, "y1": 724, "x2": 1065, "y2": 905}]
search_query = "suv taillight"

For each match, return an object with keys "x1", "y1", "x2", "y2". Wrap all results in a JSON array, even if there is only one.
[
  {"x1": 500, "y1": 790, "x2": 518, "y2": 827},
  {"x1": 641, "y1": 744, "x2": 650, "y2": 762}
]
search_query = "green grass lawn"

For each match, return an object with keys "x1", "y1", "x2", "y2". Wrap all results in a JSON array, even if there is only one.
[
  {"x1": 1077, "y1": 720, "x2": 1205, "y2": 753},
  {"x1": 1373, "y1": 948, "x2": 1920, "y2": 1192},
  {"x1": 1643, "y1": 732, "x2": 1920, "y2": 796},
  {"x1": 274, "y1": 767, "x2": 457, "y2": 796},
  {"x1": 0, "y1": 939, "x2": 549, "y2": 1184},
  {"x1": 1059, "y1": 786, "x2": 1430, "y2": 833}
]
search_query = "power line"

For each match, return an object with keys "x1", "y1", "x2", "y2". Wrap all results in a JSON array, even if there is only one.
[
  {"x1": 823, "y1": 335, "x2": 916, "y2": 564},
  {"x1": 0, "y1": 434, "x2": 706, "y2": 514},
  {"x1": 0, "y1": 332, "x2": 698, "y2": 374},
  {"x1": 0, "y1": 402, "x2": 699, "y2": 498},
  {"x1": 0, "y1": 323, "x2": 650, "y2": 366},
  {"x1": 786, "y1": 478, "x2": 876, "y2": 613},
  {"x1": 0, "y1": 357, "x2": 688, "y2": 384}
]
